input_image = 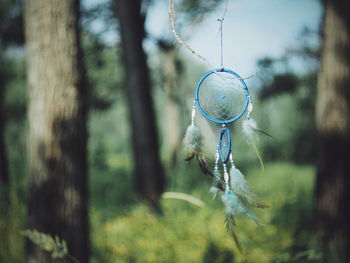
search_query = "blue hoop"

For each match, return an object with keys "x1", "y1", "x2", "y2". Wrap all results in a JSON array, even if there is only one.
[
  {"x1": 218, "y1": 127, "x2": 231, "y2": 164},
  {"x1": 195, "y1": 68, "x2": 249, "y2": 124}
]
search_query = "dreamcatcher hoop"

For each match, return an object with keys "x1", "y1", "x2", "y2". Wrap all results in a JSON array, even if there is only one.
[{"x1": 195, "y1": 68, "x2": 250, "y2": 125}]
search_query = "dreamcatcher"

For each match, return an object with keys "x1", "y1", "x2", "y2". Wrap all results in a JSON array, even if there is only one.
[
  {"x1": 184, "y1": 67, "x2": 270, "y2": 248},
  {"x1": 169, "y1": 0, "x2": 270, "y2": 249}
]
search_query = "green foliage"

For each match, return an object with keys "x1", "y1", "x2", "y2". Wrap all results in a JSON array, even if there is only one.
[
  {"x1": 23, "y1": 229, "x2": 69, "y2": 259},
  {"x1": 0, "y1": 5, "x2": 320, "y2": 263},
  {"x1": 82, "y1": 31, "x2": 122, "y2": 111},
  {"x1": 88, "y1": 103, "x2": 136, "y2": 220},
  {"x1": 0, "y1": 51, "x2": 26, "y2": 263},
  {"x1": 256, "y1": 82, "x2": 316, "y2": 164},
  {"x1": 23, "y1": 230, "x2": 80, "y2": 263},
  {"x1": 4, "y1": 57, "x2": 26, "y2": 121},
  {"x1": 91, "y1": 163, "x2": 318, "y2": 263},
  {"x1": 252, "y1": 28, "x2": 319, "y2": 165},
  {"x1": 260, "y1": 73, "x2": 299, "y2": 99}
]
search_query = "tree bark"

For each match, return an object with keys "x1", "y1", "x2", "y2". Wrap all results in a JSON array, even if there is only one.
[
  {"x1": 0, "y1": 87, "x2": 8, "y2": 188},
  {"x1": 115, "y1": 0, "x2": 165, "y2": 212},
  {"x1": 0, "y1": 81, "x2": 10, "y2": 263},
  {"x1": 25, "y1": 0, "x2": 89, "y2": 262},
  {"x1": 163, "y1": 49, "x2": 183, "y2": 170},
  {"x1": 0, "y1": 50, "x2": 9, "y2": 194},
  {"x1": 315, "y1": 0, "x2": 350, "y2": 261}
]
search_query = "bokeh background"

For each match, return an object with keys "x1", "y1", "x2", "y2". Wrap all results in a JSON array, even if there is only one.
[{"x1": 1, "y1": 0, "x2": 349, "y2": 262}]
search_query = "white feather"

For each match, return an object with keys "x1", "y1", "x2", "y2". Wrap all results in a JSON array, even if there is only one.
[
  {"x1": 221, "y1": 190, "x2": 261, "y2": 224},
  {"x1": 230, "y1": 167, "x2": 270, "y2": 209},
  {"x1": 209, "y1": 187, "x2": 219, "y2": 199},
  {"x1": 242, "y1": 118, "x2": 257, "y2": 138},
  {"x1": 221, "y1": 190, "x2": 240, "y2": 215},
  {"x1": 183, "y1": 124, "x2": 202, "y2": 152},
  {"x1": 242, "y1": 118, "x2": 265, "y2": 170},
  {"x1": 229, "y1": 167, "x2": 255, "y2": 201},
  {"x1": 209, "y1": 169, "x2": 222, "y2": 199}
]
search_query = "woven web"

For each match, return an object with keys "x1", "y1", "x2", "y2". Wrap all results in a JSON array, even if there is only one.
[{"x1": 198, "y1": 71, "x2": 246, "y2": 122}]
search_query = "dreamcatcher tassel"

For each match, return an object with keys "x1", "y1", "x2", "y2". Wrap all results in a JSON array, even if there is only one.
[
  {"x1": 229, "y1": 166, "x2": 270, "y2": 209},
  {"x1": 184, "y1": 104, "x2": 212, "y2": 176}
]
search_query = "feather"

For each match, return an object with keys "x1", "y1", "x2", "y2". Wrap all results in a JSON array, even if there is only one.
[
  {"x1": 222, "y1": 189, "x2": 248, "y2": 216},
  {"x1": 197, "y1": 154, "x2": 213, "y2": 177},
  {"x1": 221, "y1": 186, "x2": 266, "y2": 249},
  {"x1": 242, "y1": 118, "x2": 273, "y2": 138},
  {"x1": 213, "y1": 169, "x2": 224, "y2": 191},
  {"x1": 209, "y1": 186, "x2": 220, "y2": 199},
  {"x1": 242, "y1": 119, "x2": 267, "y2": 170},
  {"x1": 225, "y1": 213, "x2": 241, "y2": 251},
  {"x1": 221, "y1": 189, "x2": 261, "y2": 246},
  {"x1": 184, "y1": 153, "x2": 195, "y2": 161},
  {"x1": 222, "y1": 188, "x2": 265, "y2": 225},
  {"x1": 184, "y1": 124, "x2": 202, "y2": 155},
  {"x1": 251, "y1": 140, "x2": 265, "y2": 171},
  {"x1": 221, "y1": 190, "x2": 241, "y2": 249},
  {"x1": 209, "y1": 169, "x2": 224, "y2": 198},
  {"x1": 209, "y1": 186, "x2": 219, "y2": 198},
  {"x1": 230, "y1": 167, "x2": 270, "y2": 209},
  {"x1": 183, "y1": 124, "x2": 214, "y2": 176}
]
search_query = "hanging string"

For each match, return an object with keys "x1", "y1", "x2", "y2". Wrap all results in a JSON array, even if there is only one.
[
  {"x1": 218, "y1": 18, "x2": 224, "y2": 68},
  {"x1": 217, "y1": 0, "x2": 228, "y2": 68},
  {"x1": 221, "y1": 0, "x2": 229, "y2": 21}
]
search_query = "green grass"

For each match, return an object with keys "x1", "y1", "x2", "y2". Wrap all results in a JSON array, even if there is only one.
[{"x1": 91, "y1": 162, "x2": 317, "y2": 263}]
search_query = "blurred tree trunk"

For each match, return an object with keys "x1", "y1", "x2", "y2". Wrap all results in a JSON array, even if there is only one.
[
  {"x1": 160, "y1": 44, "x2": 181, "y2": 170},
  {"x1": 115, "y1": 0, "x2": 165, "y2": 212},
  {"x1": 315, "y1": 0, "x2": 350, "y2": 261},
  {"x1": 0, "y1": 81, "x2": 10, "y2": 263},
  {"x1": 25, "y1": 0, "x2": 89, "y2": 262},
  {"x1": 0, "y1": 86, "x2": 8, "y2": 189}
]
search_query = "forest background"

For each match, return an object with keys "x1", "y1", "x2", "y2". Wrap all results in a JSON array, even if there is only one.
[{"x1": 1, "y1": 0, "x2": 349, "y2": 262}]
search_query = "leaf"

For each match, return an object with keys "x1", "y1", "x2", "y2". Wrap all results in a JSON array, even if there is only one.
[{"x1": 22, "y1": 229, "x2": 68, "y2": 259}]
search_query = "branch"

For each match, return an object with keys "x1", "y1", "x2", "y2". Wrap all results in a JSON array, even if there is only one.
[
  {"x1": 167, "y1": 0, "x2": 258, "y2": 81},
  {"x1": 162, "y1": 192, "x2": 205, "y2": 207},
  {"x1": 168, "y1": 0, "x2": 214, "y2": 69}
]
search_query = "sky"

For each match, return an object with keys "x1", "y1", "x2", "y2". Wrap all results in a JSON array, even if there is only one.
[
  {"x1": 84, "y1": 0, "x2": 323, "y2": 76},
  {"x1": 145, "y1": 0, "x2": 323, "y2": 76}
]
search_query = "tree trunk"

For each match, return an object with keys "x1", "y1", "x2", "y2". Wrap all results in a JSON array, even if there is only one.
[
  {"x1": 160, "y1": 46, "x2": 181, "y2": 170},
  {"x1": 24, "y1": 0, "x2": 89, "y2": 262},
  {"x1": 315, "y1": 0, "x2": 350, "y2": 261},
  {"x1": 0, "y1": 86, "x2": 8, "y2": 188},
  {"x1": 0, "y1": 52, "x2": 9, "y2": 195},
  {"x1": 115, "y1": 0, "x2": 165, "y2": 212},
  {"x1": 0, "y1": 82, "x2": 10, "y2": 263}
]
